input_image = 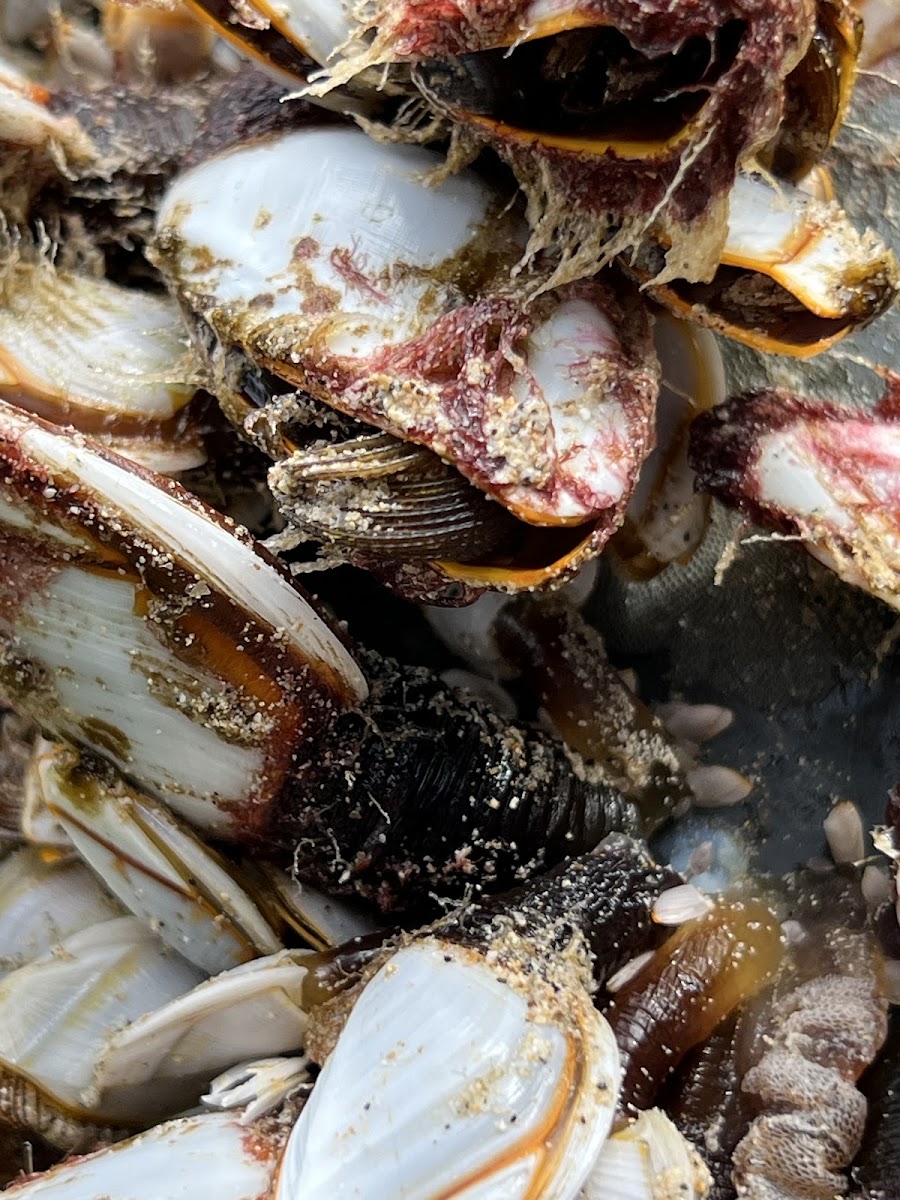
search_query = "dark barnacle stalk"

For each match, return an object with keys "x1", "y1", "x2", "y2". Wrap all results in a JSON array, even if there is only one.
[
  {"x1": 297, "y1": 836, "x2": 680, "y2": 1049},
  {"x1": 279, "y1": 647, "x2": 641, "y2": 911},
  {"x1": 664, "y1": 1010, "x2": 758, "y2": 1200},
  {"x1": 602, "y1": 901, "x2": 783, "y2": 1121},
  {"x1": 494, "y1": 593, "x2": 693, "y2": 830},
  {"x1": 0, "y1": 399, "x2": 648, "y2": 914}
]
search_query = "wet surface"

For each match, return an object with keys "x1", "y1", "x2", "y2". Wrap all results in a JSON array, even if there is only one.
[
  {"x1": 310, "y1": 537, "x2": 900, "y2": 883},
  {"x1": 598, "y1": 538, "x2": 900, "y2": 878}
]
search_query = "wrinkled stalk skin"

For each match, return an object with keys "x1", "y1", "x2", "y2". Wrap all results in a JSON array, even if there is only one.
[
  {"x1": 495, "y1": 595, "x2": 692, "y2": 831},
  {"x1": 606, "y1": 902, "x2": 783, "y2": 1118},
  {"x1": 445, "y1": 839, "x2": 682, "y2": 983},
  {"x1": 275, "y1": 650, "x2": 641, "y2": 913},
  {"x1": 665, "y1": 1010, "x2": 755, "y2": 1200}
]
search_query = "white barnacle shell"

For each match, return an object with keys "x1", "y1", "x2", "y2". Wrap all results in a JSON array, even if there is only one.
[
  {"x1": 722, "y1": 172, "x2": 894, "y2": 330},
  {"x1": 155, "y1": 126, "x2": 504, "y2": 363},
  {"x1": 2, "y1": 1111, "x2": 286, "y2": 1199},
  {"x1": 276, "y1": 936, "x2": 621, "y2": 1199},
  {"x1": 92, "y1": 950, "x2": 312, "y2": 1113},
  {"x1": 0, "y1": 261, "x2": 204, "y2": 474},
  {"x1": 581, "y1": 1109, "x2": 712, "y2": 1200},
  {"x1": 0, "y1": 845, "x2": 122, "y2": 977},
  {"x1": 156, "y1": 126, "x2": 659, "y2": 531},
  {"x1": 36, "y1": 742, "x2": 282, "y2": 976},
  {"x1": 0, "y1": 400, "x2": 367, "y2": 839},
  {"x1": 0, "y1": 916, "x2": 204, "y2": 1126}
]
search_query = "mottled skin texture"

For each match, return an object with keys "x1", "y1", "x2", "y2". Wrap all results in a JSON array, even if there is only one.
[
  {"x1": 733, "y1": 932, "x2": 887, "y2": 1200},
  {"x1": 447, "y1": 839, "x2": 682, "y2": 984}
]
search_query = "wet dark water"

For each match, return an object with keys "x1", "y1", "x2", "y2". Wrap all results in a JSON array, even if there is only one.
[{"x1": 596, "y1": 538, "x2": 900, "y2": 877}]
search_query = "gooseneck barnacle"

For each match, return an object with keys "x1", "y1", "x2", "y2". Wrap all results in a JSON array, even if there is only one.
[{"x1": 0, "y1": 0, "x2": 897, "y2": 1194}]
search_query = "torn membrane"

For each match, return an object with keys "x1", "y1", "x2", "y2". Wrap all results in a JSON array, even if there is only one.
[
  {"x1": 306, "y1": 0, "x2": 819, "y2": 287},
  {"x1": 689, "y1": 383, "x2": 900, "y2": 611}
]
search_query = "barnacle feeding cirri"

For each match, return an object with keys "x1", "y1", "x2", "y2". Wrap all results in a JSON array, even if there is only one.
[{"x1": 0, "y1": 0, "x2": 897, "y2": 1196}]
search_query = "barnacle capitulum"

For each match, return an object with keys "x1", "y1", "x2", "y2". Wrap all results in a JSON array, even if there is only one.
[
  {"x1": 274, "y1": 0, "x2": 820, "y2": 287},
  {"x1": 0, "y1": 397, "x2": 367, "y2": 841},
  {"x1": 0, "y1": 915, "x2": 204, "y2": 1145},
  {"x1": 0, "y1": 844, "x2": 121, "y2": 975},
  {"x1": 0, "y1": 839, "x2": 681, "y2": 1195},
  {"x1": 761, "y1": 0, "x2": 862, "y2": 180},
  {"x1": 582, "y1": 1108, "x2": 712, "y2": 1200},
  {"x1": 0, "y1": 821, "x2": 329, "y2": 1145},
  {"x1": 0, "y1": 245, "x2": 205, "y2": 473},
  {"x1": 2, "y1": 1111, "x2": 288, "y2": 1199},
  {"x1": 90, "y1": 948, "x2": 314, "y2": 1117},
  {"x1": 277, "y1": 840, "x2": 679, "y2": 1200},
  {"x1": 629, "y1": 170, "x2": 898, "y2": 357},
  {"x1": 0, "y1": 401, "x2": 651, "y2": 911},
  {"x1": 183, "y1": 0, "x2": 353, "y2": 85},
  {"x1": 688, "y1": 384, "x2": 900, "y2": 611},
  {"x1": 154, "y1": 124, "x2": 661, "y2": 595},
  {"x1": 280, "y1": 940, "x2": 618, "y2": 1200},
  {"x1": 34, "y1": 743, "x2": 283, "y2": 975}
]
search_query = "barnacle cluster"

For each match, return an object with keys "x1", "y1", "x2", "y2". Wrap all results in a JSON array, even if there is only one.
[{"x1": 0, "y1": 0, "x2": 897, "y2": 1196}]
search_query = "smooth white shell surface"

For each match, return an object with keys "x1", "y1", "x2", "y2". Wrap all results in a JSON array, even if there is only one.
[
  {"x1": 2, "y1": 1112, "x2": 284, "y2": 1198},
  {"x1": 0, "y1": 847, "x2": 121, "y2": 975},
  {"x1": 0, "y1": 916, "x2": 203, "y2": 1118},
  {"x1": 624, "y1": 313, "x2": 724, "y2": 564},
  {"x1": 277, "y1": 939, "x2": 620, "y2": 1200},
  {"x1": 94, "y1": 951, "x2": 310, "y2": 1099},
  {"x1": 265, "y1": 871, "x2": 379, "y2": 948},
  {"x1": 12, "y1": 565, "x2": 266, "y2": 835},
  {"x1": 39, "y1": 747, "x2": 281, "y2": 975},
  {"x1": 157, "y1": 127, "x2": 500, "y2": 358},
  {"x1": 256, "y1": 0, "x2": 356, "y2": 64},
  {"x1": 0, "y1": 402, "x2": 367, "y2": 834},
  {"x1": 506, "y1": 296, "x2": 631, "y2": 521},
  {"x1": 756, "y1": 430, "x2": 859, "y2": 529}
]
